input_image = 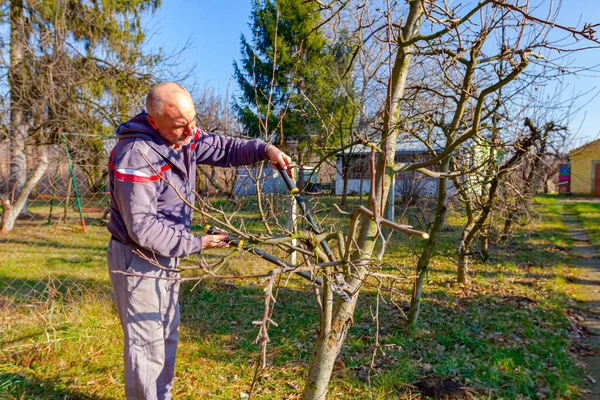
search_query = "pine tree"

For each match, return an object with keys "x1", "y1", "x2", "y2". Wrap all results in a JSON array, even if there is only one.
[
  {"x1": 2, "y1": 0, "x2": 162, "y2": 232},
  {"x1": 234, "y1": 0, "x2": 332, "y2": 144}
]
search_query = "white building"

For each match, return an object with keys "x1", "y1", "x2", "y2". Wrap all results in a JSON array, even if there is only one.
[{"x1": 335, "y1": 137, "x2": 443, "y2": 199}]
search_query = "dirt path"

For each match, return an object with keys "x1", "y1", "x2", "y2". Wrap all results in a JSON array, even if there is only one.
[{"x1": 561, "y1": 204, "x2": 600, "y2": 398}]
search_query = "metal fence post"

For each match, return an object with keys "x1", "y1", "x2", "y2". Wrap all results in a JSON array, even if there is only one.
[{"x1": 62, "y1": 133, "x2": 87, "y2": 233}]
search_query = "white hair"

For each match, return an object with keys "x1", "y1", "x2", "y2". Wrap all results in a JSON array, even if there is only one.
[{"x1": 145, "y1": 82, "x2": 191, "y2": 118}]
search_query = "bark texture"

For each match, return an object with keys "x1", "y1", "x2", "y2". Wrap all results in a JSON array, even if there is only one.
[
  {"x1": 2, "y1": 146, "x2": 49, "y2": 232},
  {"x1": 8, "y1": 0, "x2": 30, "y2": 213},
  {"x1": 408, "y1": 159, "x2": 449, "y2": 327},
  {"x1": 302, "y1": 1, "x2": 425, "y2": 397}
]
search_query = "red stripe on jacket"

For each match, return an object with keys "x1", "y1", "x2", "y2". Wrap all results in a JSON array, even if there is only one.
[
  {"x1": 110, "y1": 162, "x2": 171, "y2": 183},
  {"x1": 190, "y1": 129, "x2": 201, "y2": 150}
]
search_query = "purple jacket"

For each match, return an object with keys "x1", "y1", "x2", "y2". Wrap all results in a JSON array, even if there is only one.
[{"x1": 107, "y1": 112, "x2": 268, "y2": 258}]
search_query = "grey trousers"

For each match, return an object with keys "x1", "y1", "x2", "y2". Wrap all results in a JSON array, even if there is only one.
[{"x1": 107, "y1": 239, "x2": 181, "y2": 400}]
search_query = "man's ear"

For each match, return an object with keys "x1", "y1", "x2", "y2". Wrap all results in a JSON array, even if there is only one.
[{"x1": 146, "y1": 114, "x2": 158, "y2": 130}]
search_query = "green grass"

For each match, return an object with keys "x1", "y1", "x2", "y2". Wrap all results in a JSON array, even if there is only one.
[
  {"x1": 568, "y1": 201, "x2": 600, "y2": 252},
  {"x1": 0, "y1": 195, "x2": 594, "y2": 398}
]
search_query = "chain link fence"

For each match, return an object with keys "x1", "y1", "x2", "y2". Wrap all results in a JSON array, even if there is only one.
[
  {"x1": 0, "y1": 135, "x2": 428, "y2": 338},
  {"x1": 0, "y1": 139, "x2": 321, "y2": 372},
  {"x1": 0, "y1": 143, "x2": 105, "y2": 348},
  {"x1": 0, "y1": 137, "x2": 330, "y2": 314},
  {"x1": 0, "y1": 140, "x2": 432, "y2": 284}
]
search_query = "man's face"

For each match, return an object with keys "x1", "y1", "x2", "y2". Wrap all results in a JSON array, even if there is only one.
[{"x1": 147, "y1": 95, "x2": 197, "y2": 147}]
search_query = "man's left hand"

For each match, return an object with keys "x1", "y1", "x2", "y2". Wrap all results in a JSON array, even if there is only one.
[
  {"x1": 201, "y1": 233, "x2": 231, "y2": 250},
  {"x1": 266, "y1": 144, "x2": 292, "y2": 170}
]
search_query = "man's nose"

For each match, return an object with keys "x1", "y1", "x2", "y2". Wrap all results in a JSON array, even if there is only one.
[{"x1": 185, "y1": 125, "x2": 194, "y2": 136}]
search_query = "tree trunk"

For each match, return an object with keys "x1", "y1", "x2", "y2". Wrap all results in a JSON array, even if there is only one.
[
  {"x1": 456, "y1": 219, "x2": 475, "y2": 285},
  {"x1": 8, "y1": 0, "x2": 30, "y2": 216},
  {"x1": 457, "y1": 253, "x2": 469, "y2": 285},
  {"x1": 409, "y1": 262, "x2": 428, "y2": 328},
  {"x1": 408, "y1": 161, "x2": 449, "y2": 328},
  {"x1": 480, "y1": 223, "x2": 490, "y2": 261},
  {"x1": 340, "y1": 154, "x2": 349, "y2": 205},
  {"x1": 501, "y1": 210, "x2": 515, "y2": 242},
  {"x1": 2, "y1": 146, "x2": 50, "y2": 232},
  {"x1": 456, "y1": 217, "x2": 475, "y2": 285},
  {"x1": 1, "y1": 198, "x2": 12, "y2": 230},
  {"x1": 304, "y1": 295, "x2": 357, "y2": 400},
  {"x1": 303, "y1": 2, "x2": 425, "y2": 396}
]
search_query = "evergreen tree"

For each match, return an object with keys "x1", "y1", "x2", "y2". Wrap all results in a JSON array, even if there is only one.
[
  {"x1": 2, "y1": 0, "x2": 162, "y2": 232},
  {"x1": 233, "y1": 0, "x2": 333, "y2": 145}
]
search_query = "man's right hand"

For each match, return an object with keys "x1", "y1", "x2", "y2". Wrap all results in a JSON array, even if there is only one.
[
  {"x1": 266, "y1": 144, "x2": 292, "y2": 171},
  {"x1": 201, "y1": 234, "x2": 231, "y2": 250}
]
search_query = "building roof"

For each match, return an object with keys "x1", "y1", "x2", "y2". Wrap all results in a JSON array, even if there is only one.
[
  {"x1": 338, "y1": 136, "x2": 443, "y2": 156},
  {"x1": 569, "y1": 138, "x2": 600, "y2": 158}
]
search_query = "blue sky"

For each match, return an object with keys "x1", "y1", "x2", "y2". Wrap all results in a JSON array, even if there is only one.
[
  {"x1": 143, "y1": 0, "x2": 253, "y2": 94},
  {"x1": 143, "y1": 1, "x2": 600, "y2": 147}
]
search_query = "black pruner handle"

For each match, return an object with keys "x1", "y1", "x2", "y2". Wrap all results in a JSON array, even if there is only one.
[
  {"x1": 274, "y1": 163, "x2": 298, "y2": 194},
  {"x1": 204, "y1": 225, "x2": 227, "y2": 235},
  {"x1": 204, "y1": 225, "x2": 321, "y2": 286}
]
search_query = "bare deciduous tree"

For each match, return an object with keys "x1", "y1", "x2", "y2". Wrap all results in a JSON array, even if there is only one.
[{"x1": 1, "y1": 0, "x2": 161, "y2": 232}]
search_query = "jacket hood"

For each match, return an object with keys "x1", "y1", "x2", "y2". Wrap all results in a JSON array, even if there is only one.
[{"x1": 116, "y1": 112, "x2": 162, "y2": 142}]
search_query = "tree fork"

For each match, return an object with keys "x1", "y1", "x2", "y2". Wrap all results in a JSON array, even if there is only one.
[{"x1": 302, "y1": 0, "x2": 426, "y2": 397}]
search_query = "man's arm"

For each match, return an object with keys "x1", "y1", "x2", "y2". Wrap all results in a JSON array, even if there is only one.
[
  {"x1": 111, "y1": 144, "x2": 230, "y2": 257},
  {"x1": 193, "y1": 130, "x2": 291, "y2": 168}
]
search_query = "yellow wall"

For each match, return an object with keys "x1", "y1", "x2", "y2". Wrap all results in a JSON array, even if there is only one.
[{"x1": 569, "y1": 140, "x2": 600, "y2": 195}]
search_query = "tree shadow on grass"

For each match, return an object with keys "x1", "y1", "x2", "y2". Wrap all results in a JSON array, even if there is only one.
[
  {"x1": 0, "y1": 372, "x2": 110, "y2": 400},
  {"x1": 178, "y1": 278, "x2": 320, "y2": 364},
  {"x1": 0, "y1": 238, "x2": 107, "y2": 253},
  {"x1": 0, "y1": 266, "x2": 590, "y2": 399}
]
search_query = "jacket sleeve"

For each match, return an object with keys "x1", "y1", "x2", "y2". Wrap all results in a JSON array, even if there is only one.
[
  {"x1": 111, "y1": 144, "x2": 204, "y2": 258},
  {"x1": 193, "y1": 130, "x2": 269, "y2": 167}
]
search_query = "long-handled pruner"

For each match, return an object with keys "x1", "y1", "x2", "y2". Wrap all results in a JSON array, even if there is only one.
[
  {"x1": 274, "y1": 164, "x2": 352, "y2": 302},
  {"x1": 204, "y1": 225, "x2": 322, "y2": 285}
]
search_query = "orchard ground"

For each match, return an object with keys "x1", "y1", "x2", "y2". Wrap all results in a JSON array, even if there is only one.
[{"x1": 1, "y1": 195, "x2": 598, "y2": 399}]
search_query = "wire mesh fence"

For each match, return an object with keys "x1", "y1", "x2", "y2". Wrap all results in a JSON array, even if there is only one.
[
  {"x1": 0, "y1": 139, "x2": 318, "y2": 372},
  {"x1": 0, "y1": 136, "x2": 440, "y2": 384},
  {"x1": 0, "y1": 138, "x2": 323, "y2": 314},
  {"x1": 0, "y1": 135, "x2": 433, "y2": 323},
  {"x1": 1, "y1": 139, "x2": 106, "y2": 312}
]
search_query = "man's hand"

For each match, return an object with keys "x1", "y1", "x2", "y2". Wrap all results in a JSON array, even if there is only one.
[
  {"x1": 201, "y1": 234, "x2": 231, "y2": 250},
  {"x1": 266, "y1": 144, "x2": 292, "y2": 171}
]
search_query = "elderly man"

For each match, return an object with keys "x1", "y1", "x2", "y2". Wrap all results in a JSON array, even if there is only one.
[{"x1": 106, "y1": 82, "x2": 291, "y2": 399}]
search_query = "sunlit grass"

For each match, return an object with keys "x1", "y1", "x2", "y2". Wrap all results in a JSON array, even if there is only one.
[{"x1": 569, "y1": 201, "x2": 600, "y2": 252}]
